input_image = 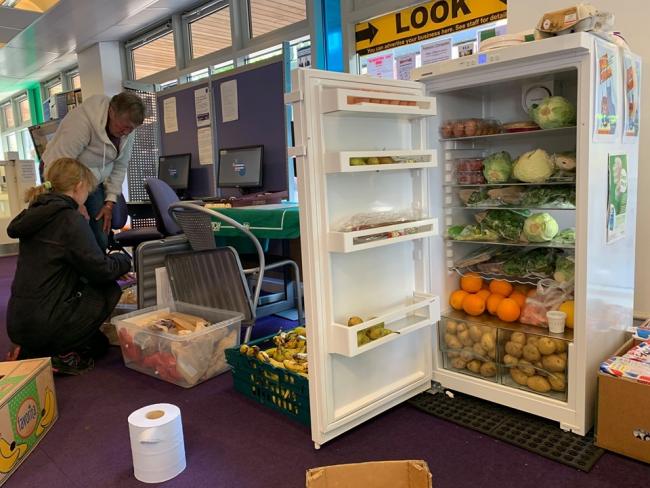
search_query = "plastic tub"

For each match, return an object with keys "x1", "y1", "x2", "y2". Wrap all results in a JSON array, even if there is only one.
[
  {"x1": 455, "y1": 158, "x2": 484, "y2": 172},
  {"x1": 456, "y1": 171, "x2": 486, "y2": 185},
  {"x1": 112, "y1": 302, "x2": 243, "y2": 388}
]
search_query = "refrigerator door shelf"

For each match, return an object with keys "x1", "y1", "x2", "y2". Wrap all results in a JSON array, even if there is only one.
[
  {"x1": 320, "y1": 88, "x2": 437, "y2": 118},
  {"x1": 330, "y1": 293, "x2": 440, "y2": 357},
  {"x1": 325, "y1": 150, "x2": 437, "y2": 173},
  {"x1": 330, "y1": 218, "x2": 438, "y2": 253}
]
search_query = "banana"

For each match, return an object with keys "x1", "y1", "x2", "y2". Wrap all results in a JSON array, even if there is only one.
[
  {"x1": 239, "y1": 344, "x2": 249, "y2": 355},
  {"x1": 283, "y1": 360, "x2": 307, "y2": 373},
  {"x1": 36, "y1": 387, "x2": 56, "y2": 437},
  {"x1": 0, "y1": 438, "x2": 27, "y2": 473},
  {"x1": 269, "y1": 358, "x2": 285, "y2": 369},
  {"x1": 256, "y1": 351, "x2": 270, "y2": 363},
  {"x1": 293, "y1": 327, "x2": 306, "y2": 336}
]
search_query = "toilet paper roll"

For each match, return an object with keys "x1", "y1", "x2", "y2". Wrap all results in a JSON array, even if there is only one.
[{"x1": 128, "y1": 403, "x2": 186, "y2": 483}]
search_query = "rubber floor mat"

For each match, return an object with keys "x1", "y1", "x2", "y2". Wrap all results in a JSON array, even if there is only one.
[{"x1": 408, "y1": 391, "x2": 604, "y2": 472}]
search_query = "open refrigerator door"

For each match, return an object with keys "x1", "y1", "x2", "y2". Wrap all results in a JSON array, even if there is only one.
[{"x1": 287, "y1": 32, "x2": 639, "y2": 447}]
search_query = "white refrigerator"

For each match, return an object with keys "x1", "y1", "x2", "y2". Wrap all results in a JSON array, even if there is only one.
[{"x1": 286, "y1": 32, "x2": 640, "y2": 448}]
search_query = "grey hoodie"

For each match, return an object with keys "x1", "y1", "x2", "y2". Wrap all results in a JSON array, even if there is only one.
[{"x1": 42, "y1": 95, "x2": 134, "y2": 203}]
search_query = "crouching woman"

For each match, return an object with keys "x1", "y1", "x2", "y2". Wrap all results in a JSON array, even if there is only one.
[{"x1": 7, "y1": 158, "x2": 131, "y2": 374}]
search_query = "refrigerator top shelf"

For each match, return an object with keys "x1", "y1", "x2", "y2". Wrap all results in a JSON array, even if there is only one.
[
  {"x1": 442, "y1": 309, "x2": 574, "y2": 342},
  {"x1": 446, "y1": 206, "x2": 575, "y2": 211},
  {"x1": 446, "y1": 239, "x2": 575, "y2": 250},
  {"x1": 444, "y1": 181, "x2": 576, "y2": 188},
  {"x1": 440, "y1": 126, "x2": 577, "y2": 143}
]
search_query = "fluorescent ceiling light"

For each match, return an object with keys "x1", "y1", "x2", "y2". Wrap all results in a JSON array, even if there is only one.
[{"x1": 1, "y1": 0, "x2": 60, "y2": 13}]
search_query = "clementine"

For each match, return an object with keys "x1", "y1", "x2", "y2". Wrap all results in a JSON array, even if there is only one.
[
  {"x1": 496, "y1": 298, "x2": 520, "y2": 322},
  {"x1": 486, "y1": 293, "x2": 505, "y2": 315},
  {"x1": 489, "y1": 280, "x2": 513, "y2": 297},
  {"x1": 449, "y1": 290, "x2": 469, "y2": 310},
  {"x1": 460, "y1": 273, "x2": 483, "y2": 293},
  {"x1": 463, "y1": 294, "x2": 486, "y2": 316},
  {"x1": 509, "y1": 291, "x2": 527, "y2": 308},
  {"x1": 476, "y1": 289, "x2": 491, "y2": 301}
]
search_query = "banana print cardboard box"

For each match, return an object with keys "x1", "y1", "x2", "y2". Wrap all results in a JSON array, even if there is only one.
[{"x1": 0, "y1": 358, "x2": 57, "y2": 485}]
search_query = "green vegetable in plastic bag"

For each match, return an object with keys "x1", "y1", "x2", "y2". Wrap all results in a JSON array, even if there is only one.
[
  {"x1": 521, "y1": 186, "x2": 576, "y2": 208},
  {"x1": 482, "y1": 151, "x2": 513, "y2": 183},
  {"x1": 448, "y1": 224, "x2": 499, "y2": 241},
  {"x1": 553, "y1": 228, "x2": 576, "y2": 244},
  {"x1": 523, "y1": 213, "x2": 559, "y2": 242},
  {"x1": 477, "y1": 210, "x2": 529, "y2": 241},
  {"x1": 502, "y1": 248, "x2": 558, "y2": 277},
  {"x1": 554, "y1": 254, "x2": 575, "y2": 283}
]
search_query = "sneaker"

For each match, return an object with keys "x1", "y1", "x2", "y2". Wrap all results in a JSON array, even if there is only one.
[{"x1": 51, "y1": 352, "x2": 94, "y2": 376}]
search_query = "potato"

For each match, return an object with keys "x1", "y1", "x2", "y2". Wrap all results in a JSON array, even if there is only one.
[
  {"x1": 469, "y1": 325, "x2": 483, "y2": 343},
  {"x1": 472, "y1": 342, "x2": 487, "y2": 358},
  {"x1": 527, "y1": 375, "x2": 551, "y2": 393},
  {"x1": 456, "y1": 323, "x2": 468, "y2": 334},
  {"x1": 505, "y1": 341, "x2": 523, "y2": 358},
  {"x1": 542, "y1": 354, "x2": 566, "y2": 373},
  {"x1": 460, "y1": 347, "x2": 475, "y2": 362},
  {"x1": 510, "y1": 368, "x2": 529, "y2": 386},
  {"x1": 451, "y1": 357, "x2": 468, "y2": 369},
  {"x1": 480, "y1": 333, "x2": 496, "y2": 352},
  {"x1": 537, "y1": 337, "x2": 556, "y2": 355},
  {"x1": 445, "y1": 333, "x2": 462, "y2": 350},
  {"x1": 526, "y1": 336, "x2": 539, "y2": 347},
  {"x1": 548, "y1": 372, "x2": 566, "y2": 392},
  {"x1": 458, "y1": 330, "x2": 474, "y2": 347},
  {"x1": 503, "y1": 354, "x2": 519, "y2": 367},
  {"x1": 510, "y1": 332, "x2": 526, "y2": 345},
  {"x1": 523, "y1": 344, "x2": 541, "y2": 362},
  {"x1": 553, "y1": 339, "x2": 567, "y2": 353},
  {"x1": 480, "y1": 326, "x2": 493, "y2": 335},
  {"x1": 559, "y1": 352, "x2": 568, "y2": 361},
  {"x1": 534, "y1": 361, "x2": 544, "y2": 370},
  {"x1": 467, "y1": 359, "x2": 482, "y2": 374},
  {"x1": 480, "y1": 361, "x2": 497, "y2": 378},
  {"x1": 447, "y1": 350, "x2": 460, "y2": 359},
  {"x1": 517, "y1": 360, "x2": 536, "y2": 376},
  {"x1": 487, "y1": 348, "x2": 496, "y2": 360},
  {"x1": 445, "y1": 320, "x2": 458, "y2": 334}
]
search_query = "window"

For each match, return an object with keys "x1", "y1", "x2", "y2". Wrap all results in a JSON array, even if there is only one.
[
  {"x1": 1, "y1": 104, "x2": 15, "y2": 129},
  {"x1": 21, "y1": 130, "x2": 37, "y2": 161},
  {"x1": 245, "y1": 44, "x2": 282, "y2": 65},
  {"x1": 249, "y1": 0, "x2": 306, "y2": 38},
  {"x1": 71, "y1": 73, "x2": 81, "y2": 90},
  {"x1": 211, "y1": 60, "x2": 234, "y2": 75},
  {"x1": 188, "y1": 68, "x2": 209, "y2": 81},
  {"x1": 289, "y1": 35, "x2": 310, "y2": 70},
  {"x1": 132, "y1": 31, "x2": 176, "y2": 80},
  {"x1": 158, "y1": 79, "x2": 178, "y2": 91},
  {"x1": 47, "y1": 82, "x2": 63, "y2": 98},
  {"x1": 18, "y1": 98, "x2": 30, "y2": 125},
  {"x1": 188, "y1": 4, "x2": 231, "y2": 59},
  {"x1": 6, "y1": 133, "x2": 18, "y2": 153}
]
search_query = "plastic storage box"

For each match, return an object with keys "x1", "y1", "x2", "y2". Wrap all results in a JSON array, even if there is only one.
[{"x1": 112, "y1": 302, "x2": 243, "y2": 388}]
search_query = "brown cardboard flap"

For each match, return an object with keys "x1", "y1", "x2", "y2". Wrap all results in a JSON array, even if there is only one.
[{"x1": 306, "y1": 460, "x2": 432, "y2": 488}]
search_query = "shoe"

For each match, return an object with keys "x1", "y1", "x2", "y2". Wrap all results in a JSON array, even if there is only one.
[{"x1": 51, "y1": 352, "x2": 94, "y2": 376}]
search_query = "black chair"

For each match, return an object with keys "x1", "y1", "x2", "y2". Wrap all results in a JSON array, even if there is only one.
[
  {"x1": 144, "y1": 178, "x2": 183, "y2": 237},
  {"x1": 109, "y1": 194, "x2": 162, "y2": 261}
]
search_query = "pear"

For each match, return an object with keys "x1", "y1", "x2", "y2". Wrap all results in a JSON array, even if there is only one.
[
  {"x1": 349, "y1": 157, "x2": 367, "y2": 166},
  {"x1": 347, "y1": 316, "x2": 364, "y2": 327},
  {"x1": 366, "y1": 157, "x2": 380, "y2": 165},
  {"x1": 357, "y1": 331, "x2": 371, "y2": 346},
  {"x1": 378, "y1": 157, "x2": 395, "y2": 164}
]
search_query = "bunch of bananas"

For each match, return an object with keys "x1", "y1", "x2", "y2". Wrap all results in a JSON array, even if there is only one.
[{"x1": 239, "y1": 327, "x2": 308, "y2": 377}]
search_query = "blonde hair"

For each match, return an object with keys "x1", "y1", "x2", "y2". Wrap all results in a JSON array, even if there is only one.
[{"x1": 25, "y1": 158, "x2": 97, "y2": 205}]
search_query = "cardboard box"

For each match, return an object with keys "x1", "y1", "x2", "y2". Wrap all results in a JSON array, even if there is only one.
[
  {"x1": 596, "y1": 339, "x2": 650, "y2": 463},
  {"x1": 306, "y1": 460, "x2": 432, "y2": 488}
]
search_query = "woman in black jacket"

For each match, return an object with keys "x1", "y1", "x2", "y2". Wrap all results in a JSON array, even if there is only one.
[{"x1": 7, "y1": 158, "x2": 131, "y2": 374}]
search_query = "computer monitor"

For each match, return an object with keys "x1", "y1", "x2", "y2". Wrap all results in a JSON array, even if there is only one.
[
  {"x1": 217, "y1": 145, "x2": 263, "y2": 190},
  {"x1": 158, "y1": 154, "x2": 191, "y2": 196}
]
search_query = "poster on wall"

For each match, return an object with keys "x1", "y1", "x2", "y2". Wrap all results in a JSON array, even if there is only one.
[
  {"x1": 593, "y1": 38, "x2": 620, "y2": 142},
  {"x1": 607, "y1": 154, "x2": 628, "y2": 244},
  {"x1": 297, "y1": 46, "x2": 311, "y2": 68},
  {"x1": 395, "y1": 53, "x2": 416, "y2": 80},
  {"x1": 420, "y1": 39, "x2": 451, "y2": 66},
  {"x1": 623, "y1": 51, "x2": 642, "y2": 143},
  {"x1": 194, "y1": 87, "x2": 211, "y2": 127},
  {"x1": 163, "y1": 97, "x2": 178, "y2": 134},
  {"x1": 367, "y1": 53, "x2": 394, "y2": 79},
  {"x1": 220, "y1": 80, "x2": 239, "y2": 123}
]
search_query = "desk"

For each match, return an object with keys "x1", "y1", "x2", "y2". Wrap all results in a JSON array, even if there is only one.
[{"x1": 208, "y1": 203, "x2": 300, "y2": 239}]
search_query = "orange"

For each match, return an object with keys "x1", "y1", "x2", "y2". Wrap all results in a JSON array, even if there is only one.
[
  {"x1": 486, "y1": 293, "x2": 505, "y2": 315},
  {"x1": 489, "y1": 280, "x2": 513, "y2": 297},
  {"x1": 509, "y1": 291, "x2": 527, "y2": 308},
  {"x1": 482, "y1": 281, "x2": 491, "y2": 290},
  {"x1": 460, "y1": 273, "x2": 483, "y2": 293},
  {"x1": 496, "y1": 298, "x2": 521, "y2": 322},
  {"x1": 463, "y1": 294, "x2": 486, "y2": 316},
  {"x1": 559, "y1": 300, "x2": 575, "y2": 328},
  {"x1": 449, "y1": 290, "x2": 469, "y2": 310},
  {"x1": 476, "y1": 289, "x2": 491, "y2": 301}
]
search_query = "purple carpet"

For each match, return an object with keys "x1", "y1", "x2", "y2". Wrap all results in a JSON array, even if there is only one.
[{"x1": 0, "y1": 256, "x2": 648, "y2": 487}]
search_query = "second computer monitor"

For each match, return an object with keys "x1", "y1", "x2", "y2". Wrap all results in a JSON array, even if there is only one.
[
  {"x1": 217, "y1": 145, "x2": 263, "y2": 190},
  {"x1": 158, "y1": 153, "x2": 191, "y2": 195}
]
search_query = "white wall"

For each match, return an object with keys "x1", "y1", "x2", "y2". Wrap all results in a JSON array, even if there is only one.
[{"x1": 508, "y1": 1, "x2": 650, "y2": 317}]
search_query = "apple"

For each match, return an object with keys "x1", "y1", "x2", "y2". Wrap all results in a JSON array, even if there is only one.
[{"x1": 349, "y1": 157, "x2": 366, "y2": 166}]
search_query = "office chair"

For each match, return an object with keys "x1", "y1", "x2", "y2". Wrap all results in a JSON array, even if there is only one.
[
  {"x1": 169, "y1": 201, "x2": 304, "y2": 342},
  {"x1": 144, "y1": 178, "x2": 183, "y2": 236},
  {"x1": 108, "y1": 194, "x2": 162, "y2": 263}
]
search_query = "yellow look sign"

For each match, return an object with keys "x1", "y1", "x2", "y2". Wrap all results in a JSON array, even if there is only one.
[{"x1": 355, "y1": 0, "x2": 507, "y2": 55}]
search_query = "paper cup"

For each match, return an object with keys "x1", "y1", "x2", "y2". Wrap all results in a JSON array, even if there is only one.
[{"x1": 547, "y1": 311, "x2": 567, "y2": 333}]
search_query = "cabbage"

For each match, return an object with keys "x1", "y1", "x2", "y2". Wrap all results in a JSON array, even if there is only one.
[
  {"x1": 530, "y1": 96, "x2": 576, "y2": 129},
  {"x1": 554, "y1": 254, "x2": 575, "y2": 283},
  {"x1": 513, "y1": 149, "x2": 555, "y2": 183},
  {"x1": 482, "y1": 151, "x2": 512, "y2": 183},
  {"x1": 523, "y1": 213, "x2": 559, "y2": 242}
]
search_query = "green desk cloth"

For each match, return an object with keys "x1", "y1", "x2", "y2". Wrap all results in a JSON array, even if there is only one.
[{"x1": 210, "y1": 203, "x2": 300, "y2": 253}]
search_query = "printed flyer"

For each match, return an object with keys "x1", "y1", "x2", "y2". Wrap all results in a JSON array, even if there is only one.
[
  {"x1": 607, "y1": 154, "x2": 628, "y2": 243},
  {"x1": 594, "y1": 38, "x2": 619, "y2": 142},
  {"x1": 623, "y1": 51, "x2": 642, "y2": 142}
]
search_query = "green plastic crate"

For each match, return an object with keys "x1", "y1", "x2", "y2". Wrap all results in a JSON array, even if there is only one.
[{"x1": 225, "y1": 333, "x2": 310, "y2": 426}]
